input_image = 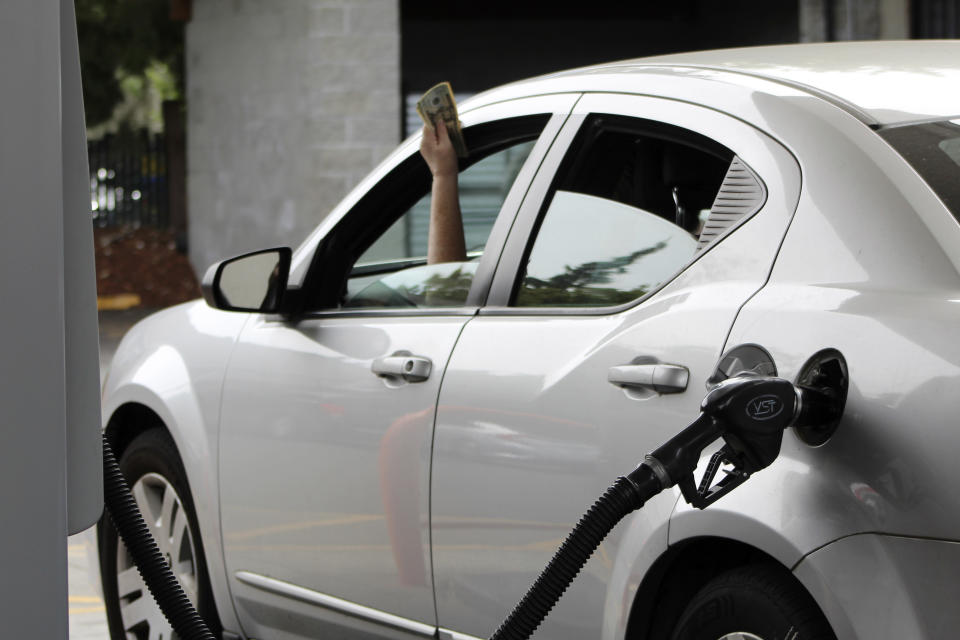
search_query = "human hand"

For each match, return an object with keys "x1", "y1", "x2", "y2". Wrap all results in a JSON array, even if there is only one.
[{"x1": 419, "y1": 119, "x2": 458, "y2": 178}]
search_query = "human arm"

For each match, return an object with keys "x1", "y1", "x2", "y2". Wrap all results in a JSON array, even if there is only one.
[{"x1": 420, "y1": 119, "x2": 466, "y2": 264}]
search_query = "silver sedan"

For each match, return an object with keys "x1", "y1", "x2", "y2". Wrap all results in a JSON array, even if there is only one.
[{"x1": 100, "y1": 41, "x2": 960, "y2": 640}]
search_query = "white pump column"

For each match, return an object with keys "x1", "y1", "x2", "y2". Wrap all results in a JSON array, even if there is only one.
[{"x1": 0, "y1": 0, "x2": 103, "y2": 636}]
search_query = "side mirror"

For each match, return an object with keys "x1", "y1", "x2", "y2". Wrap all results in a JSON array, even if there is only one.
[{"x1": 201, "y1": 247, "x2": 292, "y2": 313}]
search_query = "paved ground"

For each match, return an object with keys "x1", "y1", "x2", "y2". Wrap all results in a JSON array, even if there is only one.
[{"x1": 69, "y1": 309, "x2": 155, "y2": 640}]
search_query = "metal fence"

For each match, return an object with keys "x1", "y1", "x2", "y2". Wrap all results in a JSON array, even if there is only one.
[{"x1": 88, "y1": 132, "x2": 169, "y2": 228}]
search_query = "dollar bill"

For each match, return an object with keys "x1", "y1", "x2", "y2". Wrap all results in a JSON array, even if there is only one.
[{"x1": 416, "y1": 81, "x2": 468, "y2": 158}]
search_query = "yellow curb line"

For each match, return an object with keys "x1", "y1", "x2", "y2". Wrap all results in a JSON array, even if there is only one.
[
  {"x1": 69, "y1": 596, "x2": 103, "y2": 604},
  {"x1": 69, "y1": 606, "x2": 106, "y2": 614},
  {"x1": 97, "y1": 293, "x2": 141, "y2": 310}
]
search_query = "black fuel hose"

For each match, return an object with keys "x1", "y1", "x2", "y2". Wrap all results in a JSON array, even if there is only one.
[
  {"x1": 490, "y1": 464, "x2": 661, "y2": 640},
  {"x1": 101, "y1": 434, "x2": 216, "y2": 640}
]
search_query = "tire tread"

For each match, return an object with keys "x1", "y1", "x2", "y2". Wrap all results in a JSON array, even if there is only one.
[{"x1": 671, "y1": 563, "x2": 835, "y2": 640}]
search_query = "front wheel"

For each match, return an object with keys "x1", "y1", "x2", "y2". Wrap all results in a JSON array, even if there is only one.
[
  {"x1": 670, "y1": 564, "x2": 835, "y2": 640},
  {"x1": 98, "y1": 428, "x2": 220, "y2": 639}
]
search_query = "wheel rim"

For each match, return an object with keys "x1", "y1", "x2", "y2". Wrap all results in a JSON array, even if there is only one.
[
  {"x1": 718, "y1": 634, "x2": 765, "y2": 640},
  {"x1": 115, "y1": 472, "x2": 199, "y2": 640}
]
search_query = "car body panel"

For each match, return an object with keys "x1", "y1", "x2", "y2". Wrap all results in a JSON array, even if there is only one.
[
  {"x1": 675, "y1": 88, "x2": 960, "y2": 563},
  {"x1": 686, "y1": 82, "x2": 960, "y2": 638},
  {"x1": 431, "y1": 93, "x2": 802, "y2": 639},
  {"x1": 100, "y1": 300, "x2": 249, "y2": 633},
  {"x1": 639, "y1": 41, "x2": 960, "y2": 125},
  {"x1": 218, "y1": 314, "x2": 470, "y2": 639},
  {"x1": 794, "y1": 534, "x2": 960, "y2": 639}
]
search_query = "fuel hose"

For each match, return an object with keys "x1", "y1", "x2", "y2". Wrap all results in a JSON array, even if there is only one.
[
  {"x1": 490, "y1": 464, "x2": 662, "y2": 640},
  {"x1": 101, "y1": 433, "x2": 217, "y2": 640}
]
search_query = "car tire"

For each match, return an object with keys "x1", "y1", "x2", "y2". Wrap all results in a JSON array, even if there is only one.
[
  {"x1": 670, "y1": 564, "x2": 835, "y2": 640},
  {"x1": 98, "y1": 428, "x2": 221, "y2": 640}
]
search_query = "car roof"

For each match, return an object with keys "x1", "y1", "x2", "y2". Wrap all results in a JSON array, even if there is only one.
[{"x1": 473, "y1": 41, "x2": 960, "y2": 127}]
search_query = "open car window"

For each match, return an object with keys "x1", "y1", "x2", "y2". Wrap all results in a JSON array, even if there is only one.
[
  {"x1": 301, "y1": 114, "x2": 550, "y2": 312},
  {"x1": 343, "y1": 139, "x2": 536, "y2": 309}
]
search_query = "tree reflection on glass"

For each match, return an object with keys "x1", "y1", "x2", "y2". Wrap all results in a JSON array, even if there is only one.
[
  {"x1": 346, "y1": 267, "x2": 475, "y2": 308},
  {"x1": 421, "y1": 268, "x2": 475, "y2": 307},
  {"x1": 516, "y1": 241, "x2": 668, "y2": 306}
]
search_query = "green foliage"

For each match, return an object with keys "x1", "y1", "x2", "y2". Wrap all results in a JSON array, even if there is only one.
[
  {"x1": 75, "y1": 0, "x2": 183, "y2": 128},
  {"x1": 347, "y1": 267, "x2": 476, "y2": 309},
  {"x1": 420, "y1": 268, "x2": 475, "y2": 307},
  {"x1": 514, "y1": 242, "x2": 667, "y2": 307}
]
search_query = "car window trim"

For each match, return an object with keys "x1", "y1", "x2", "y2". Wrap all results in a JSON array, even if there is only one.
[
  {"x1": 302, "y1": 119, "x2": 550, "y2": 313},
  {"x1": 294, "y1": 101, "x2": 581, "y2": 318},
  {"x1": 296, "y1": 307, "x2": 480, "y2": 321},
  {"x1": 465, "y1": 103, "x2": 582, "y2": 307},
  {"x1": 483, "y1": 112, "x2": 586, "y2": 309}
]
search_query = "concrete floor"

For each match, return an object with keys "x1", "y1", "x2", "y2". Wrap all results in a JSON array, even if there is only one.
[{"x1": 69, "y1": 309, "x2": 155, "y2": 640}]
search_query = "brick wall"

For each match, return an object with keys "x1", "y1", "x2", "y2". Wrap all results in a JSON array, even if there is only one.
[{"x1": 186, "y1": 0, "x2": 400, "y2": 274}]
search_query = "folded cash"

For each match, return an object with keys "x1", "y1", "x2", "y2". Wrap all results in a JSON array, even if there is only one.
[{"x1": 416, "y1": 81, "x2": 468, "y2": 158}]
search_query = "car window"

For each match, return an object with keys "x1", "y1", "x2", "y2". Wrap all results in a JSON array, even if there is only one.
[
  {"x1": 513, "y1": 115, "x2": 738, "y2": 308},
  {"x1": 879, "y1": 119, "x2": 960, "y2": 224},
  {"x1": 343, "y1": 138, "x2": 537, "y2": 309},
  {"x1": 301, "y1": 114, "x2": 550, "y2": 312}
]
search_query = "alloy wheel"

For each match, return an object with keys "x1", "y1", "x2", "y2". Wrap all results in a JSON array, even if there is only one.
[{"x1": 115, "y1": 472, "x2": 199, "y2": 640}]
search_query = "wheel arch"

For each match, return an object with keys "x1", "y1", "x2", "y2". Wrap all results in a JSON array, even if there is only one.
[
  {"x1": 624, "y1": 536, "x2": 826, "y2": 640},
  {"x1": 104, "y1": 401, "x2": 168, "y2": 457},
  {"x1": 99, "y1": 406, "x2": 226, "y2": 638},
  {"x1": 100, "y1": 395, "x2": 242, "y2": 635}
]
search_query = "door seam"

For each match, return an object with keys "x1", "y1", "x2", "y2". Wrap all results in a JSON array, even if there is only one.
[{"x1": 426, "y1": 308, "x2": 480, "y2": 627}]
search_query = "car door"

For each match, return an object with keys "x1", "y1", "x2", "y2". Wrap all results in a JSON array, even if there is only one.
[
  {"x1": 430, "y1": 94, "x2": 802, "y2": 640},
  {"x1": 216, "y1": 94, "x2": 579, "y2": 640}
]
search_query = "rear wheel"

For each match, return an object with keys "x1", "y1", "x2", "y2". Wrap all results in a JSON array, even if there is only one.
[
  {"x1": 99, "y1": 428, "x2": 220, "y2": 640},
  {"x1": 670, "y1": 564, "x2": 835, "y2": 640}
]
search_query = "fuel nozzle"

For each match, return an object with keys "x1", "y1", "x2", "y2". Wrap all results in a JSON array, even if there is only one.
[{"x1": 634, "y1": 375, "x2": 844, "y2": 509}]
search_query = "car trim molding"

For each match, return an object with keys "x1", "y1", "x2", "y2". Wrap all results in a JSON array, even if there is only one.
[
  {"x1": 438, "y1": 628, "x2": 485, "y2": 640},
  {"x1": 294, "y1": 307, "x2": 480, "y2": 320},
  {"x1": 234, "y1": 571, "x2": 436, "y2": 637}
]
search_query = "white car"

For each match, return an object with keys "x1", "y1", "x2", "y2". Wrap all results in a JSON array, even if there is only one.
[{"x1": 99, "y1": 42, "x2": 960, "y2": 640}]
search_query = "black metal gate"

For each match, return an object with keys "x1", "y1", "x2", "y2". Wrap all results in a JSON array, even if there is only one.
[{"x1": 88, "y1": 131, "x2": 169, "y2": 228}]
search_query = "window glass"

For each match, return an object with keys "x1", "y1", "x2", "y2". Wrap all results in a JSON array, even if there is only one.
[
  {"x1": 356, "y1": 141, "x2": 535, "y2": 265},
  {"x1": 514, "y1": 116, "x2": 733, "y2": 308},
  {"x1": 517, "y1": 192, "x2": 697, "y2": 306},
  {"x1": 342, "y1": 138, "x2": 538, "y2": 309},
  {"x1": 879, "y1": 120, "x2": 960, "y2": 225}
]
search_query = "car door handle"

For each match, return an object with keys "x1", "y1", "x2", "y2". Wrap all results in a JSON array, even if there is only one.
[
  {"x1": 371, "y1": 352, "x2": 432, "y2": 383},
  {"x1": 607, "y1": 363, "x2": 689, "y2": 393}
]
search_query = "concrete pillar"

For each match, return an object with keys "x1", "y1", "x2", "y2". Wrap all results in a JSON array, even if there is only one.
[
  {"x1": 878, "y1": 0, "x2": 910, "y2": 39},
  {"x1": 799, "y1": 0, "x2": 830, "y2": 42},
  {"x1": 186, "y1": 0, "x2": 401, "y2": 275}
]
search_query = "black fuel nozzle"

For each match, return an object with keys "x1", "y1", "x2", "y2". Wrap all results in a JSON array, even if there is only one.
[
  {"x1": 634, "y1": 375, "x2": 841, "y2": 509},
  {"x1": 700, "y1": 375, "x2": 799, "y2": 473}
]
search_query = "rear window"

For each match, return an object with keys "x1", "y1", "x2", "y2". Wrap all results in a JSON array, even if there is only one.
[{"x1": 879, "y1": 120, "x2": 960, "y2": 223}]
